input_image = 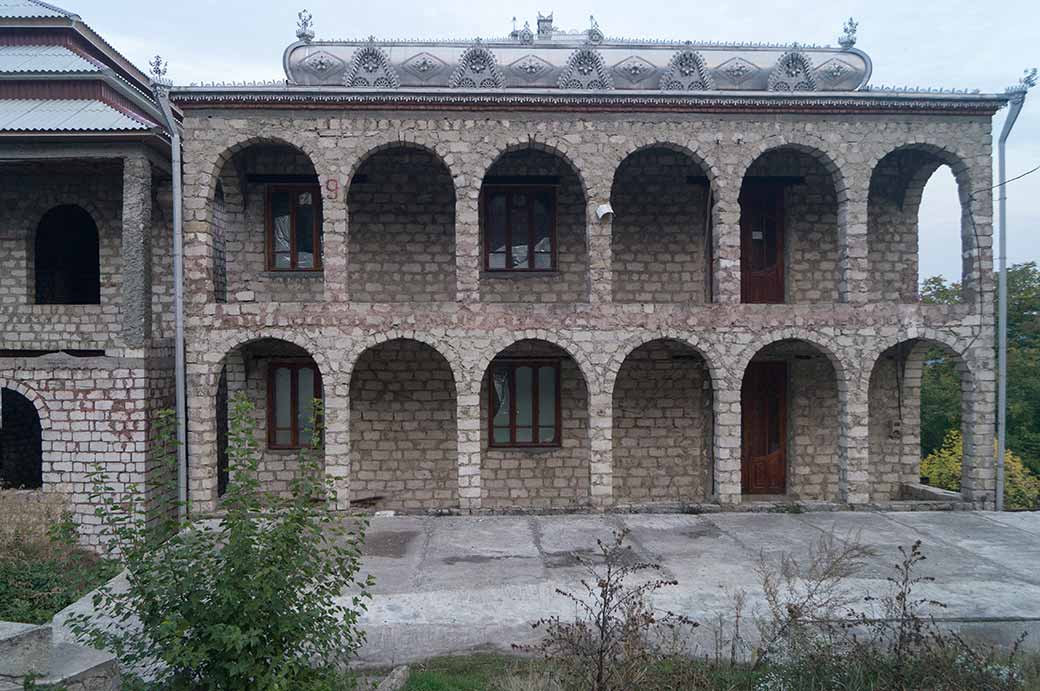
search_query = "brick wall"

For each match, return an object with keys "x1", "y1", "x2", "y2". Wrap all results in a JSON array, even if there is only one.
[
  {"x1": 479, "y1": 149, "x2": 589, "y2": 303},
  {"x1": 349, "y1": 339, "x2": 458, "y2": 510},
  {"x1": 611, "y1": 148, "x2": 710, "y2": 303},
  {"x1": 347, "y1": 147, "x2": 456, "y2": 302},
  {"x1": 480, "y1": 340, "x2": 590, "y2": 509},
  {"x1": 611, "y1": 340, "x2": 712, "y2": 503}
]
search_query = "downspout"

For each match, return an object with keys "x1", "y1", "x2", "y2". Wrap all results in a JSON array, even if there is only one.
[
  {"x1": 150, "y1": 58, "x2": 188, "y2": 521},
  {"x1": 996, "y1": 69, "x2": 1035, "y2": 511}
]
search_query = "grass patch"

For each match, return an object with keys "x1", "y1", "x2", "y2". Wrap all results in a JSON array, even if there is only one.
[
  {"x1": 0, "y1": 513, "x2": 118, "y2": 624},
  {"x1": 402, "y1": 654, "x2": 530, "y2": 691}
]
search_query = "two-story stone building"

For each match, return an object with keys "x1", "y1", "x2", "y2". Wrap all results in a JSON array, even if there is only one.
[{"x1": 1, "y1": 3, "x2": 1008, "y2": 541}]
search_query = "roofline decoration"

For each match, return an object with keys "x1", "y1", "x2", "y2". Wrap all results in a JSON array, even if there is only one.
[{"x1": 281, "y1": 11, "x2": 874, "y2": 93}]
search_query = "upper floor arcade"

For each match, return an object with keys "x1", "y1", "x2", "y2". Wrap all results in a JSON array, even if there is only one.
[{"x1": 173, "y1": 104, "x2": 1001, "y2": 322}]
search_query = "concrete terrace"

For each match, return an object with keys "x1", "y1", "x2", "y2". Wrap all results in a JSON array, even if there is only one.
[{"x1": 351, "y1": 511, "x2": 1040, "y2": 666}]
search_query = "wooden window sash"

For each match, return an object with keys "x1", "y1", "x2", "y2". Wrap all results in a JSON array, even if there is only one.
[
  {"x1": 267, "y1": 361, "x2": 323, "y2": 450},
  {"x1": 488, "y1": 359, "x2": 561, "y2": 448},
  {"x1": 482, "y1": 185, "x2": 557, "y2": 272},
  {"x1": 266, "y1": 184, "x2": 323, "y2": 272}
]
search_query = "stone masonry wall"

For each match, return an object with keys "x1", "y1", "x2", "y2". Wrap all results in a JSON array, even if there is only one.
[
  {"x1": 349, "y1": 339, "x2": 458, "y2": 510},
  {"x1": 868, "y1": 351, "x2": 915, "y2": 499},
  {"x1": 479, "y1": 149, "x2": 588, "y2": 304},
  {"x1": 611, "y1": 340, "x2": 712, "y2": 503},
  {"x1": 218, "y1": 145, "x2": 324, "y2": 304},
  {"x1": 347, "y1": 147, "x2": 456, "y2": 302},
  {"x1": 175, "y1": 109, "x2": 997, "y2": 513},
  {"x1": 480, "y1": 340, "x2": 590, "y2": 509},
  {"x1": 611, "y1": 148, "x2": 709, "y2": 304}
]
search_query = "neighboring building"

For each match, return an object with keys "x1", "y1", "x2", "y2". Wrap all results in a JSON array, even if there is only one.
[{"x1": 0, "y1": 4, "x2": 1009, "y2": 541}]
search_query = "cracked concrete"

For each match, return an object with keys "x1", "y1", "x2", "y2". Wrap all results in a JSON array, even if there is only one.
[{"x1": 353, "y1": 511, "x2": 1040, "y2": 667}]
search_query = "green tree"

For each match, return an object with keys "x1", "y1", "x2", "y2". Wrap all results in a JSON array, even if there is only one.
[{"x1": 922, "y1": 429, "x2": 1040, "y2": 510}]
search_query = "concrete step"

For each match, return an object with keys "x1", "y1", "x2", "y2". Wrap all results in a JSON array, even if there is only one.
[
  {"x1": 0, "y1": 622, "x2": 51, "y2": 678},
  {"x1": 38, "y1": 641, "x2": 120, "y2": 691}
]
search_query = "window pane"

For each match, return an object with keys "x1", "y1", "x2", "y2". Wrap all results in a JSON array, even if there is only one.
[
  {"x1": 510, "y1": 192, "x2": 529, "y2": 269},
  {"x1": 487, "y1": 191, "x2": 507, "y2": 259},
  {"x1": 275, "y1": 429, "x2": 292, "y2": 446},
  {"x1": 515, "y1": 366, "x2": 533, "y2": 428},
  {"x1": 516, "y1": 427, "x2": 533, "y2": 443},
  {"x1": 298, "y1": 367, "x2": 315, "y2": 444},
  {"x1": 274, "y1": 253, "x2": 291, "y2": 270},
  {"x1": 295, "y1": 192, "x2": 315, "y2": 269},
  {"x1": 273, "y1": 366, "x2": 292, "y2": 432},
  {"x1": 537, "y1": 366, "x2": 556, "y2": 442},
  {"x1": 492, "y1": 366, "x2": 511, "y2": 428},
  {"x1": 532, "y1": 192, "x2": 552, "y2": 256},
  {"x1": 271, "y1": 190, "x2": 291, "y2": 253},
  {"x1": 489, "y1": 252, "x2": 506, "y2": 270},
  {"x1": 494, "y1": 427, "x2": 511, "y2": 443},
  {"x1": 534, "y1": 253, "x2": 552, "y2": 270}
]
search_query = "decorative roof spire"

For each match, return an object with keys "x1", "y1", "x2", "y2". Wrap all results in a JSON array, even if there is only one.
[
  {"x1": 296, "y1": 9, "x2": 315, "y2": 43},
  {"x1": 537, "y1": 12, "x2": 554, "y2": 40},
  {"x1": 838, "y1": 17, "x2": 858, "y2": 50},
  {"x1": 587, "y1": 15, "x2": 603, "y2": 44},
  {"x1": 1006, "y1": 68, "x2": 1037, "y2": 104},
  {"x1": 149, "y1": 55, "x2": 171, "y2": 96}
]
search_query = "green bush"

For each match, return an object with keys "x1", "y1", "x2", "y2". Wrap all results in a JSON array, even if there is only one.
[
  {"x1": 68, "y1": 398, "x2": 372, "y2": 690},
  {"x1": 922, "y1": 429, "x2": 1040, "y2": 509}
]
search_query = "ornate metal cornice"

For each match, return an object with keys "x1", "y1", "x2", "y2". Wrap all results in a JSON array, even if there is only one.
[
  {"x1": 282, "y1": 11, "x2": 873, "y2": 92},
  {"x1": 168, "y1": 87, "x2": 1009, "y2": 116}
]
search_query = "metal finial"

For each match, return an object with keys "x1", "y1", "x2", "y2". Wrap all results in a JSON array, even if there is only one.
[
  {"x1": 296, "y1": 9, "x2": 314, "y2": 42},
  {"x1": 839, "y1": 17, "x2": 858, "y2": 49},
  {"x1": 149, "y1": 55, "x2": 167, "y2": 80},
  {"x1": 1006, "y1": 68, "x2": 1037, "y2": 104},
  {"x1": 587, "y1": 14, "x2": 603, "y2": 44}
]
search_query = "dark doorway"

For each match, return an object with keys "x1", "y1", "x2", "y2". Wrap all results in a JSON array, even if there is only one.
[
  {"x1": 34, "y1": 205, "x2": 101, "y2": 305},
  {"x1": 740, "y1": 184, "x2": 785, "y2": 303},
  {"x1": 741, "y1": 362, "x2": 787, "y2": 494},
  {"x1": 0, "y1": 389, "x2": 43, "y2": 489}
]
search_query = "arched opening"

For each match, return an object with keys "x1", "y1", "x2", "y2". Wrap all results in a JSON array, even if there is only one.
[
  {"x1": 34, "y1": 205, "x2": 100, "y2": 305},
  {"x1": 216, "y1": 338, "x2": 323, "y2": 498},
  {"x1": 610, "y1": 147, "x2": 712, "y2": 304},
  {"x1": 348, "y1": 339, "x2": 458, "y2": 511},
  {"x1": 212, "y1": 141, "x2": 323, "y2": 303},
  {"x1": 868, "y1": 339, "x2": 971, "y2": 500},
  {"x1": 347, "y1": 145, "x2": 456, "y2": 302},
  {"x1": 739, "y1": 148, "x2": 841, "y2": 304},
  {"x1": 868, "y1": 147, "x2": 971, "y2": 303},
  {"x1": 478, "y1": 147, "x2": 588, "y2": 303},
  {"x1": 741, "y1": 339, "x2": 840, "y2": 499},
  {"x1": 480, "y1": 339, "x2": 590, "y2": 508},
  {"x1": 0, "y1": 388, "x2": 43, "y2": 489},
  {"x1": 611, "y1": 339, "x2": 713, "y2": 504}
]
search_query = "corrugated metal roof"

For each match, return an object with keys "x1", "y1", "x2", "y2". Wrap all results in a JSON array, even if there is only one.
[
  {"x1": 0, "y1": 0, "x2": 76, "y2": 19},
  {"x1": 0, "y1": 99, "x2": 151, "y2": 131},
  {"x1": 0, "y1": 45, "x2": 100, "y2": 73}
]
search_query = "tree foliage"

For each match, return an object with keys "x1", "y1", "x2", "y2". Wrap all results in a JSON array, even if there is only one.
[
  {"x1": 921, "y1": 430, "x2": 1040, "y2": 510},
  {"x1": 68, "y1": 397, "x2": 372, "y2": 690}
]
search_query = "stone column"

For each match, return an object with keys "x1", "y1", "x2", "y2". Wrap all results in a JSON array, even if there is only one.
[
  {"x1": 588, "y1": 390, "x2": 613, "y2": 507},
  {"x1": 838, "y1": 188, "x2": 870, "y2": 304},
  {"x1": 181, "y1": 145, "x2": 216, "y2": 309},
  {"x1": 186, "y1": 361, "x2": 219, "y2": 513},
  {"x1": 961, "y1": 158, "x2": 995, "y2": 311},
  {"x1": 960, "y1": 348, "x2": 997, "y2": 508},
  {"x1": 455, "y1": 188, "x2": 481, "y2": 303},
  {"x1": 121, "y1": 155, "x2": 152, "y2": 349},
  {"x1": 322, "y1": 173, "x2": 349, "y2": 302},
  {"x1": 323, "y1": 369, "x2": 352, "y2": 511},
  {"x1": 713, "y1": 377, "x2": 743, "y2": 504},
  {"x1": 587, "y1": 201, "x2": 612, "y2": 304},
  {"x1": 840, "y1": 373, "x2": 871, "y2": 504},
  {"x1": 456, "y1": 378, "x2": 482, "y2": 511},
  {"x1": 712, "y1": 183, "x2": 742, "y2": 304}
]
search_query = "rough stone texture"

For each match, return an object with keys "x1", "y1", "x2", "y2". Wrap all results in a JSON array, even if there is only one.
[
  {"x1": 612, "y1": 339, "x2": 712, "y2": 503},
  {"x1": 349, "y1": 339, "x2": 458, "y2": 511},
  {"x1": 173, "y1": 111, "x2": 996, "y2": 514},
  {"x1": 347, "y1": 146, "x2": 456, "y2": 302}
]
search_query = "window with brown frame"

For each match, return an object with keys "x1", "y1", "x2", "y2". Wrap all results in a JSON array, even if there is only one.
[
  {"x1": 488, "y1": 359, "x2": 561, "y2": 447},
  {"x1": 266, "y1": 185, "x2": 322, "y2": 271},
  {"x1": 267, "y1": 362, "x2": 323, "y2": 449},
  {"x1": 483, "y1": 185, "x2": 556, "y2": 271}
]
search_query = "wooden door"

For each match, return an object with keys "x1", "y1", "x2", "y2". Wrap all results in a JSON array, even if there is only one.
[
  {"x1": 740, "y1": 184, "x2": 785, "y2": 303},
  {"x1": 741, "y1": 362, "x2": 787, "y2": 494}
]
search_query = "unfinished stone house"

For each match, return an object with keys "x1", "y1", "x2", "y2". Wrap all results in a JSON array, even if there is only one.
[{"x1": 1, "y1": 3, "x2": 1008, "y2": 540}]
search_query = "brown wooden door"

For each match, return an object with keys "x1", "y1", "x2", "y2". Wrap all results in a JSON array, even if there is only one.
[
  {"x1": 740, "y1": 184, "x2": 785, "y2": 303},
  {"x1": 741, "y1": 362, "x2": 787, "y2": 494}
]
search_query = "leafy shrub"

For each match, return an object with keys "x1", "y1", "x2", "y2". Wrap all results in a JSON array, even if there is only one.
[
  {"x1": 0, "y1": 512, "x2": 117, "y2": 624},
  {"x1": 68, "y1": 396, "x2": 372, "y2": 690},
  {"x1": 922, "y1": 429, "x2": 1040, "y2": 509}
]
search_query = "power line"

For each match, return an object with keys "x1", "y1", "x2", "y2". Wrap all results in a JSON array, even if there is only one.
[{"x1": 973, "y1": 163, "x2": 1040, "y2": 196}]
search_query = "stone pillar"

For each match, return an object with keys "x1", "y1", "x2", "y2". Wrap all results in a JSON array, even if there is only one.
[
  {"x1": 322, "y1": 174, "x2": 349, "y2": 302},
  {"x1": 323, "y1": 369, "x2": 351, "y2": 511},
  {"x1": 456, "y1": 379, "x2": 482, "y2": 510},
  {"x1": 840, "y1": 374, "x2": 871, "y2": 504},
  {"x1": 455, "y1": 189, "x2": 481, "y2": 303},
  {"x1": 713, "y1": 378, "x2": 742, "y2": 504},
  {"x1": 588, "y1": 390, "x2": 613, "y2": 507},
  {"x1": 961, "y1": 158, "x2": 995, "y2": 311},
  {"x1": 186, "y1": 361, "x2": 219, "y2": 513},
  {"x1": 121, "y1": 155, "x2": 152, "y2": 349},
  {"x1": 960, "y1": 349, "x2": 997, "y2": 508},
  {"x1": 181, "y1": 147, "x2": 216, "y2": 309},
  {"x1": 839, "y1": 191, "x2": 870, "y2": 304},
  {"x1": 712, "y1": 183, "x2": 742, "y2": 304},
  {"x1": 587, "y1": 201, "x2": 612, "y2": 304}
]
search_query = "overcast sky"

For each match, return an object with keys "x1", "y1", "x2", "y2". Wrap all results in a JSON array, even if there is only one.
[{"x1": 81, "y1": 0, "x2": 1039, "y2": 287}]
